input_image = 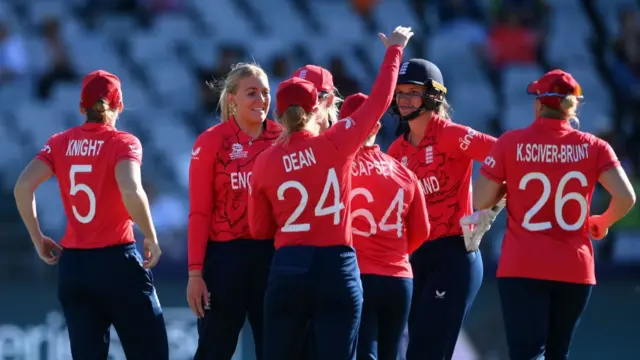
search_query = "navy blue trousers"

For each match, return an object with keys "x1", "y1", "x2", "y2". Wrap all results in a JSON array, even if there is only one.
[
  {"x1": 499, "y1": 278, "x2": 593, "y2": 360},
  {"x1": 406, "y1": 235, "x2": 483, "y2": 360},
  {"x1": 264, "y1": 245, "x2": 363, "y2": 360},
  {"x1": 57, "y1": 243, "x2": 168, "y2": 360},
  {"x1": 358, "y1": 275, "x2": 412, "y2": 360},
  {"x1": 195, "y1": 239, "x2": 274, "y2": 360}
]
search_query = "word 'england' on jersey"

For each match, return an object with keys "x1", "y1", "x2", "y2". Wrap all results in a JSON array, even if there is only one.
[
  {"x1": 283, "y1": 147, "x2": 317, "y2": 173},
  {"x1": 517, "y1": 143, "x2": 590, "y2": 164},
  {"x1": 65, "y1": 139, "x2": 105, "y2": 157}
]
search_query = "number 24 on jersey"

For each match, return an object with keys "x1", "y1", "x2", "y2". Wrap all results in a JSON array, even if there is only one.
[{"x1": 276, "y1": 167, "x2": 405, "y2": 237}]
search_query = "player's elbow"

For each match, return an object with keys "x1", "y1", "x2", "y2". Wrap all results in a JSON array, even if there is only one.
[
  {"x1": 616, "y1": 189, "x2": 636, "y2": 212},
  {"x1": 13, "y1": 180, "x2": 32, "y2": 201},
  {"x1": 473, "y1": 192, "x2": 491, "y2": 210}
]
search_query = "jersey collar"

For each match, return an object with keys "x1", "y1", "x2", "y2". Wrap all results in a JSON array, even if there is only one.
[
  {"x1": 288, "y1": 129, "x2": 315, "y2": 141},
  {"x1": 361, "y1": 144, "x2": 380, "y2": 152},
  {"x1": 228, "y1": 115, "x2": 267, "y2": 142},
  {"x1": 403, "y1": 114, "x2": 444, "y2": 145},
  {"x1": 532, "y1": 117, "x2": 573, "y2": 131},
  {"x1": 81, "y1": 122, "x2": 115, "y2": 131}
]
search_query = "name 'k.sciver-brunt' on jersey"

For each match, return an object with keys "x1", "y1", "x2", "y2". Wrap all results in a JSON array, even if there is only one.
[
  {"x1": 188, "y1": 117, "x2": 281, "y2": 271},
  {"x1": 388, "y1": 117, "x2": 496, "y2": 240}
]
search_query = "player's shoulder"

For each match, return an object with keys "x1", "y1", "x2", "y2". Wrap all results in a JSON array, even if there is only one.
[
  {"x1": 195, "y1": 122, "x2": 228, "y2": 144},
  {"x1": 45, "y1": 128, "x2": 70, "y2": 144},
  {"x1": 388, "y1": 135, "x2": 406, "y2": 152},
  {"x1": 112, "y1": 130, "x2": 140, "y2": 144},
  {"x1": 253, "y1": 141, "x2": 280, "y2": 172},
  {"x1": 570, "y1": 128, "x2": 606, "y2": 145},
  {"x1": 264, "y1": 119, "x2": 284, "y2": 138},
  {"x1": 497, "y1": 128, "x2": 529, "y2": 145}
]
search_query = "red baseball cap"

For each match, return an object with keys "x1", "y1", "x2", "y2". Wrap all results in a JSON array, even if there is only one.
[
  {"x1": 276, "y1": 77, "x2": 318, "y2": 115},
  {"x1": 80, "y1": 70, "x2": 123, "y2": 110},
  {"x1": 339, "y1": 93, "x2": 368, "y2": 119},
  {"x1": 292, "y1": 65, "x2": 334, "y2": 93},
  {"x1": 527, "y1": 69, "x2": 582, "y2": 109}
]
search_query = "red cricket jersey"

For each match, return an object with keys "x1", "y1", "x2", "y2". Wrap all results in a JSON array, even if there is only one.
[
  {"x1": 249, "y1": 45, "x2": 403, "y2": 249},
  {"x1": 388, "y1": 115, "x2": 496, "y2": 241},
  {"x1": 351, "y1": 145, "x2": 430, "y2": 278},
  {"x1": 188, "y1": 118, "x2": 282, "y2": 271},
  {"x1": 480, "y1": 117, "x2": 620, "y2": 284},
  {"x1": 35, "y1": 123, "x2": 143, "y2": 249}
]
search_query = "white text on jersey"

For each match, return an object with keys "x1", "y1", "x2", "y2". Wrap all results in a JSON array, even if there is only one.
[
  {"x1": 459, "y1": 128, "x2": 477, "y2": 151},
  {"x1": 420, "y1": 176, "x2": 440, "y2": 194},
  {"x1": 231, "y1": 172, "x2": 251, "y2": 190},
  {"x1": 517, "y1": 143, "x2": 589, "y2": 164},
  {"x1": 283, "y1": 148, "x2": 316, "y2": 173},
  {"x1": 65, "y1": 139, "x2": 104, "y2": 157},
  {"x1": 351, "y1": 158, "x2": 394, "y2": 177}
]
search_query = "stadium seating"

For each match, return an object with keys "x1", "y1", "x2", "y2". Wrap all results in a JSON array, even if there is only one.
[{"x1": 0, "y1": 0, "x2": 631, "y2": 245}]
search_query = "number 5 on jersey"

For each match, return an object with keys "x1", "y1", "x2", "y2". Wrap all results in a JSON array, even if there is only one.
[
  {"x1": 277, "y1": 168, "x2": 345, "y2": 232},
  {"x1": 519, "y1": 171, "x2": 588, "y2": 232},
  {"x1": 70, "y1": 164, "x2": 96, "y2": 224}
]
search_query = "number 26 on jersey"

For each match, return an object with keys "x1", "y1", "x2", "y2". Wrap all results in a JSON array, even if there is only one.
[{"x1": 519, "y1": 171, "x2": 588, "y2": 232}]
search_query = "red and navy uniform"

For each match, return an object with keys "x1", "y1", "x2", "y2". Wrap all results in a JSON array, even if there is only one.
[
  {"x1": 36, "y1": 70, "x2": 168, "y2": 360},
  {"x1": 188, "y1": 116, "x2": 281, "y2": 360},
  {"x1": 351, "y1": 139, "x2": 430, "y2": 360},
  {"x1": 481, "y1": 69, "x2": 620, "y2": 360},
  {"x1": 249, "y1": 45, "x2": 403, "y2": 360},
  {"x1": 388, "y1": 114, "x2": 496, "y2": 360}
]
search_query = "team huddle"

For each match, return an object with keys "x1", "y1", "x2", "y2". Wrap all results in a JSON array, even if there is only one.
[{"x1": 13, "y1": 25, "x2": 636, "y2": 360}]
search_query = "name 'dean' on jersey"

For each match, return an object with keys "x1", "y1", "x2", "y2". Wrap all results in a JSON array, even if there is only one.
[
  {"x1": 480, "y1": 118, "x2": 620, "y2": 284},
  {"x1": 36, "y1": 123, "x2": 143, "y2": 249},
  {"x1": 388, "y1": 115, "x2": 496, "y2": 240},
  {"x1": 187, "y1": 118, "x2": 282, "y2": 271}
]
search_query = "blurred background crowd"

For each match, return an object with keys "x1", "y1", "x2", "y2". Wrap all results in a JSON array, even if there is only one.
[{"x1": 0, "y1": 0, "x2": 639, "y2": 359}]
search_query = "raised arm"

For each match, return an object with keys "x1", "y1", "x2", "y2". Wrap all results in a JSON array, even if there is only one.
[
  {"x1": 326, "y1": 26, "x2": 413, "y2": 155},
  {"x1": 188, "y1": 133, "x2": 218, "y2": 274}
]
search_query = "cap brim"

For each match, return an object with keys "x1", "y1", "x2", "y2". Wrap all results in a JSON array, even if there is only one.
[
  {"x1": 527, "y1": 81, "x2": 539, "y2": 95},
  {"x1": 398, "y1": 79, "x2": 426, "y2": 86}
]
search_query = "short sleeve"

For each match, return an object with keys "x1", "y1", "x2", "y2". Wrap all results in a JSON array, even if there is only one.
[
  {"x1": 114, "y1": 133, "x2": 143, "y2": 164},
  {"x1": 440, "y1": 122, "x2": 497, "y2": 162},
  {"x1": 479, "y1": 136, "x2": 507, "y2": 184},
  {"x1": 596, "y1": 139, "x2": 621, "y2": 178},
  {"x1": 34, "y1": 133, "x2": 60, "y2": 172}
]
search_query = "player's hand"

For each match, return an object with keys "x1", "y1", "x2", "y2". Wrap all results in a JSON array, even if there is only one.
[
  {"x1": 460, "y1": 198, "x2": 506, "y2": 252},
  {"x1": 32, "y1": 234, "x2": 62, "y2": 265},
  {"x1": 379, "y1": 26, "x2": 414, "y2": 49},
  {"x1": 143, "y1": 238, "x2": 162, "y2": 269},
  {"x1": 187, "y1": 274, "x2": 210, "y2": 318},
  {"x1": 588, "y1": 215, "x2": 609, "y2": 240}
]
